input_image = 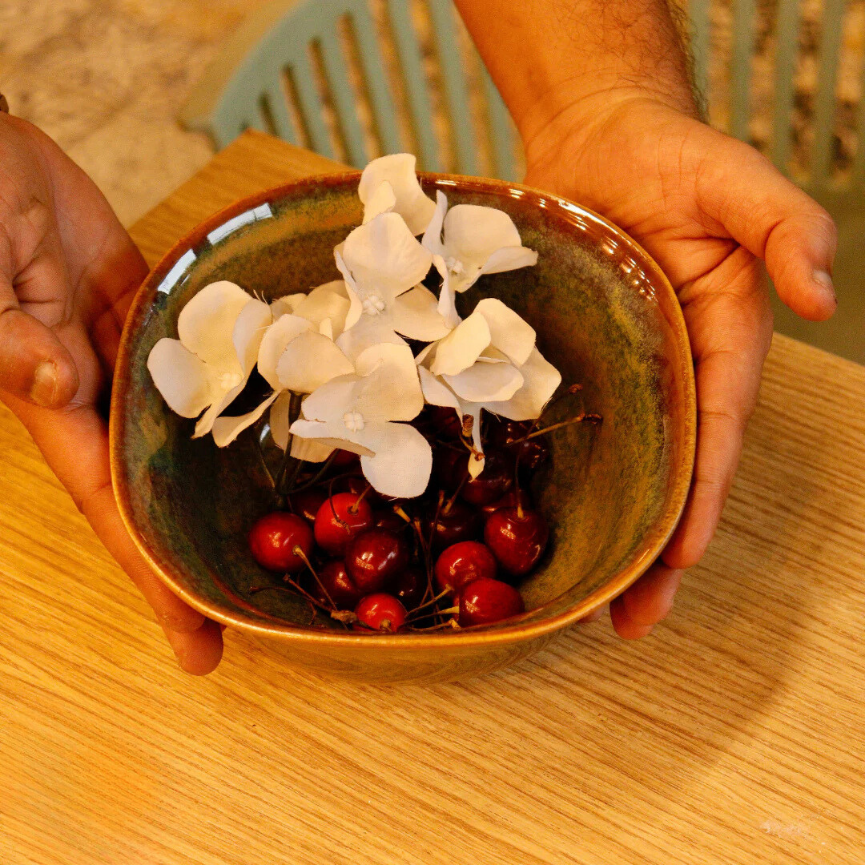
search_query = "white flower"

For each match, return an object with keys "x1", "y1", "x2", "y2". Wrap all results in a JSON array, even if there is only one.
[
  {"x1": 358, "y1": 153, "x2": 437, "y2": 235},
  {"x1": 335, "y1": 212, "x2": 450, "y2": 360},
  {"x1": 416, "y1": 291, "x2": 560, "y2": 477},
  {"x1": 289, "y1": 343, "x2": 432, "y2": 498},
  {"x1": 421, "y1": 191, "x2": 538, "y2": 294},
  {"x1": 147, "y1": 280, "x2": 273, "y2": 445}
]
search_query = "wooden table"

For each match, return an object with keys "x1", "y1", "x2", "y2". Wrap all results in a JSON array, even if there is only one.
[{"x1": 2, "y1": 131, "x2": 864, "y2": 864}]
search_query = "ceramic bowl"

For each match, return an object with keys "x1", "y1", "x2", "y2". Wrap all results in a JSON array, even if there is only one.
[{"x1": 110, "y1": 173, "x2": 695, "y2": 684}]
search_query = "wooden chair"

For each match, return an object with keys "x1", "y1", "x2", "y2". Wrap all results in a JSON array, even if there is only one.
[{"x1": 179, "y1": 0, "x2": 521, "y2": 181}]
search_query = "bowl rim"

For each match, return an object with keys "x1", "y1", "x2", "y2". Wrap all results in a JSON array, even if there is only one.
[{"x1": 110, "y1": 170, "x2": 696, "y2": 649}]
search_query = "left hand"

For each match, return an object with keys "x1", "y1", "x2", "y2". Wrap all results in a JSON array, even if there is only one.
[{"x1": 524, "y1": 95, "x2": 837, "y2": 637}]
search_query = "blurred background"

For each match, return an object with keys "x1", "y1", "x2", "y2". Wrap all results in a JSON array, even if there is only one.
[{"x1": 0, "y1": 0, "x2": 862, "y2": 361}]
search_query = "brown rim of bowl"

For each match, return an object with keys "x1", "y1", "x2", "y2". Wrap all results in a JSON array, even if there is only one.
[{"x1": 110, "y1": 171, "x2": 696, "y2": 649}]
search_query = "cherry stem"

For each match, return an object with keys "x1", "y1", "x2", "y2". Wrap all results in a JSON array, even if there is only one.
[
  {"x1": 406, "y1": 619, "x2": 461, "y2": 632},
  {"x1": 443, "y1": 471, "x2": 469, "y2": 516},
  {"x1": 406, "y1": 588, "x2": 451, "y2": 619},
  {"x1": 250, "y1": 581, "x2": 331, "y2": 615},
  {"x1": 348, "y1": 483, "x2": 372, "y2": 515},
  {"x1": 408, "y1": 605, "x2": 459, "y2": 623},
  {"x1": 291, "y1": 545, "x2": 342, "y2": 622},
  {"x1": 511, "y1": 413, "x2": 602, "y2": 443},
  {"x1": 285, "y1": 451, "x2": 338, "y2": 495}
]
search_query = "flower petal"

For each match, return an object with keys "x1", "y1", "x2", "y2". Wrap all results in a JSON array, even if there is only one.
[
  {"x1": 479, "y1": 245, "x2": 539, "y2": 277},
  {"x1": 269, "y1": 391, "x2": 293, "y2": 450},
  {"x1": 464, "y1": 405, "x2": 485, "y2": 478},
  {"x1": 417, "y1": 366, "x2": 461, "y2": 410},
  {"x1": 335, "y1": 314, "x2": 406, "y2": 362},
  {"x1": 354, "y1": 343, "x2": 424, "y2": 422},
  {"x1": 294, "y1": 280, "x2": 351, "y2": 337},
  {"x1": 474, "y1": 297, "x2": 535, "y2": 367},
  {"x1": 390, "y1": 285, "x2": 451, "y2": 342},
  {"x1": 429, "y1": 310, "x2": 491, "y2": 376},
  {"x1": 483, "y1": 347, "x2": 562, "y2": 420},
  {"x1": 290, "y1": 437, "x2": 335, "y2": 462},
  {"x1": 298, "y1": 376, "x2": 364, "y2": 423},
  {"x1": 193, "y1": 384, "x2": 243, "y2": 438},
  {"x1": 342, "y1": 212, "x2": 433, "y2": 300},
  {"x1": 444, "y1": 361, "x2": 524, "y2": 403},
  {"x1": 271, "y1": 293, "x2": 307, "y2": 319},
  {"x1": 334, "y1": 248, "x2": 364, "y2": 330},
  {"x1": 443, "y1": 204, "x2": 522, "y2": 264},
  {"x1": 289, "y1": 418, "x2": 375, "y2": 457},
  {"x1": 275, "y1": 330, "x2": 355, "y2": 393},
  {"x1": 420, "y1": 190, "x2": 448, "y2": 258},
  {"x1": 358, "y1": 154, "x2": 437, "y2": 235},
  {"x1": 211, "y1": 392, "x2": 278, "y2": 448},
  {"x1": 357, "y1": 421, "x2": 432, "y2": 498},
  {"x1": 177, "y1": 281, "x2": 251, "y2": 368},
  {"x1": 361, "y1": 179, "x2": 397, "y2": 223},
  {"x1": 432, "y1": 254, "x2": 460, "y2": 329},
  {"x1": 233, "y1": 298, "x2": 273, "y2": 374},
  {"x1": 147, "y1": 338, "x2": 217, "y2": 419},
  {"x1": 257, "y1": 314, "x2": 314, "y2": 390}
]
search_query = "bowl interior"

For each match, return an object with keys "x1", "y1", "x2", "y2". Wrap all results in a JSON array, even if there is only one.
[{"x1": 112, "y1": 174, "x2": 694, "y2": 636}]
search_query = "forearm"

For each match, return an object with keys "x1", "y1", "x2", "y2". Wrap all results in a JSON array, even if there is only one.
[{"x1": 454, "y1": 0, "x2": 698, "y2": 151}]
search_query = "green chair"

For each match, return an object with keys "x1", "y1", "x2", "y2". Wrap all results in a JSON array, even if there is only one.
[
  {"x1": 180, "y1": 0, "x2": 521, "y2": 180},
  {"x1": 688, "y1": 0, "x2": 865, "y2": 363}
]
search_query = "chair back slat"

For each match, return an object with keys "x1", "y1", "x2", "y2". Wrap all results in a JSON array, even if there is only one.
[
  {"x1": 319, "y1": 30, "x2": 371, "y2": 165},
  {"x1": 386, "y1": 0, "x2": 443, "y2": 171},
  {"x1": 770, "y1": 0, "x2": 801, "y2": 173},
  {"x1": 482, "y1": 66, "x2": 517, "y2": 182},
  {"x1": 261, "y1": 80, "x2": 299, "y2": 144},
  {"x1": 427, "y1": 0, "x2": 479, "y2": 176},
  {"x1": 688, "y1": 0, "x2": 711, "y2": 103},
  {"x1": 810, "y1": 0, "x2": 847, "y2": 191},
  {"x1": 289, "y1": 50, "x2": 337, "y2": 158},
  {"x1": 348, "y1": 4, "x2": 403, "y2": 156},
  {"x1": 730, "y1": 0, "x2": 757, "y2": 142}
]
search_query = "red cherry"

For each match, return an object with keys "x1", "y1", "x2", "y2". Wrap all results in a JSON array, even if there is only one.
[
  {"x1": 314, "y1": 493, "x2": 374, "y2": 555},
  {"x1": 434, "y1": 541, "x2": 497, "y2": 596},
  {"x1": 248, "y1": 512, "x2": 314, "y2": 573},
  {"x1": 391, "y1": 566, "x2": 426, "y2": 609},
  {"x1": 354, "y1": 593, "x2": 407, "y2": 632},
  {"x1": 287, "y1": 487, "x2": 328, "y2": 523},
  {"x1": 424, "y1": 500, "x2": 481, "y2": 552},
  {"x1": 484, "y1": 507, "x2": 549, "y2": 576},
  {"x1": 458, "y1": 578, "x2": 525, "y2": 626},
  {"x1": 480, "y1": 488, "x2": 530, "y2": 518},
  {"x1": 460, "y1": 449, "x2": 513, "y2": 506},
  {"x1": 345, "y1": 529, "x2": 410, "y2": 594},
  {"x1": 310, "y1": 560, "x2": 361, "y2": 610}
]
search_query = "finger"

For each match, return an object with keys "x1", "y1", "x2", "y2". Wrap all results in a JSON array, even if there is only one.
[
  {"x1": 162, "y1": 618, "x2": 224, "y2": 676},
  {"x1": 609, "y1": 563, "x2": 683, "y2": 639},
  {"x1": 697, "y1": 137, "x2": 837, "y2": 320},
  {"x1": 0, "y1": 302, "x2": 79, "y2": 406},
  {"x1": 7, "y1": 378, "x2": 207, "y2": 636},
  {"x1": 664, "y1": 250, "x2": 772, "y2": 570}
]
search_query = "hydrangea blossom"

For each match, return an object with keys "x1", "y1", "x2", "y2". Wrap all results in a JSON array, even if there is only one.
[
  {"x1": 147, "y1": 153, "x2": 557, "y2": 497},
  {"x1": 422, "y1": 191, "x2": 538, "y2": 294},
  {"x1": 289, "y1": 344, "x2": 432, "y2": 498}
]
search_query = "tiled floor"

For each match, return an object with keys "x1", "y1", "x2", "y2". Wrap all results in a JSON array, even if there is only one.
[{"x1": 2, "y1": 0, "x2": 862, "y2": 361}]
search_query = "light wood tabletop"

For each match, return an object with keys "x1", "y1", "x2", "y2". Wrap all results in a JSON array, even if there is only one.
[{"x1": 2, "y1": 131, "x2": 864, "y2": 864}]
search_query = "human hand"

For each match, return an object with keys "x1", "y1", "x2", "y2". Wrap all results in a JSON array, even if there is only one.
[
  {"x1": 524, "y1": 96, "x2": 837, "y2": 637},
  {"x1": 0, "y1": 114, "x2": 223, "y2": 673}
]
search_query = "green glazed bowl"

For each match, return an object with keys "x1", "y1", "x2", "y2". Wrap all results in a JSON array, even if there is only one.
[{"x1": 110, "y1": 172, "x2": 696, "y2": 683}]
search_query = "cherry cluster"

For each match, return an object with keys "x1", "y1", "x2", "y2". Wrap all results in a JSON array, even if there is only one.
[{"x1": 247, "y1": 407, "x2": 554, "y2": 633}]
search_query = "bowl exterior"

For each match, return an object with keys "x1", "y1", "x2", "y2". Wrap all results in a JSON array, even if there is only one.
[{"x1": 111, "y1": 172, "x2": 695, "y2": 681}]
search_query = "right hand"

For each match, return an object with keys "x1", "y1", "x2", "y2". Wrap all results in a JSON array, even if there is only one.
[{"x1": 0, "y1": 113, "x2": 224, "y2": 674}]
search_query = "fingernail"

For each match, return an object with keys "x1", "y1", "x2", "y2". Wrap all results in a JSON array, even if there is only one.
[
  {"x1": 812, "y1": 269, "x2": 837, "y2": 304},
  {"x1": 30, "y1": 361, "x2": 57, "y2": 407}
]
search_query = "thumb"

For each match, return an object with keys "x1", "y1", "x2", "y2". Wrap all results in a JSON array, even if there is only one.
[
  {"x1": 697, "y1": 137, "x2": 838, "y2": 321},
  {"x1": 0, "y1": 289, "x2": 79, "y2": 407}
]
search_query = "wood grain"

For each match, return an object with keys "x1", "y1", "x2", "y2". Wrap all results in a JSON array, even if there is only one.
[{"x1": 2, "y1": 132, "x2": 864, "y2": 864}]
